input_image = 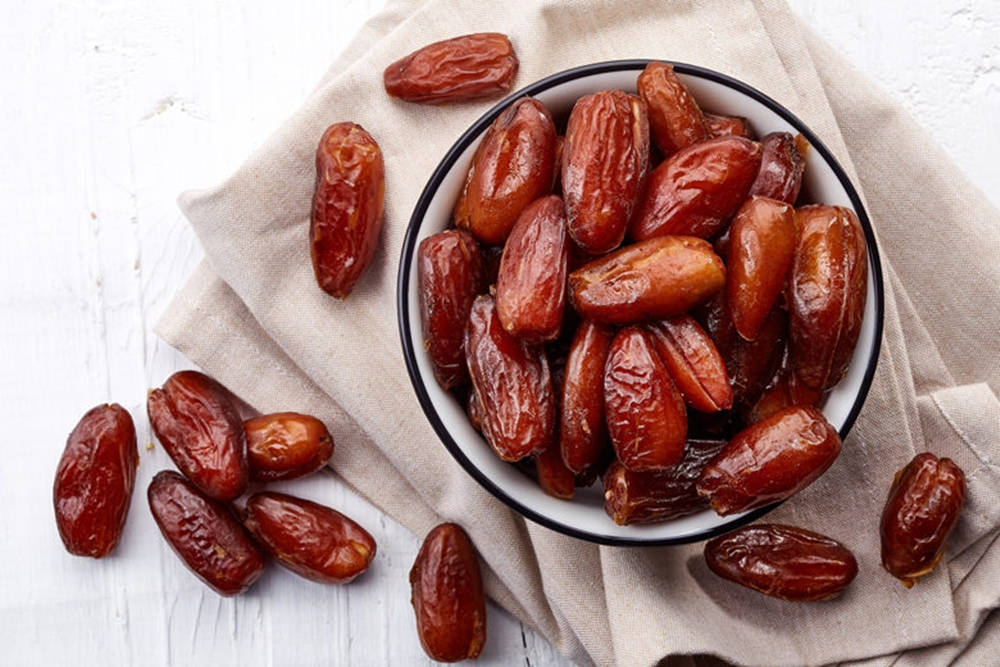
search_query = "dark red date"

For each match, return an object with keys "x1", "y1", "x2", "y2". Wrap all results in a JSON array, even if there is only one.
[
  {"x1": 245, "y1": 412, "x2": 334, "y2": 482},
  {"x1": 560, "y1": 320, "x2": 613, "y2": 475},
  {"x1": 749, "y1": 132, "x2": 807, "y2": 204},
  {"x1": 646, "y1": 315, "x2": 733, "y2": 413},
  {"x1": 637, "y1": 61, "x2": 707, "y2": 155}
]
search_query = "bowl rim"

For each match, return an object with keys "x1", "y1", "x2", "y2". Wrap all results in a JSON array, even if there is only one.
[{"x1": 396, "y1": 59, "x2": 885, "y2": 546}]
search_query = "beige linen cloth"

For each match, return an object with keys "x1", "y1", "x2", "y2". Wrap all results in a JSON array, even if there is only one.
[{"x1": 155, "y1": 0, "x2": 1000, "y2": 664}]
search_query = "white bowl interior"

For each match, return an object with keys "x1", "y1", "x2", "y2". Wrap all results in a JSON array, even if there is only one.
[{"x1": 404, "y1": 65, "x2": 880, "y2": 543}]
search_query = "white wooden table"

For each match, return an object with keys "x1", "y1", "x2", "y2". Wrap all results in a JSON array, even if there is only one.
[{"x1": 2, "y1": 2, "x2": 997, "y2": 665}]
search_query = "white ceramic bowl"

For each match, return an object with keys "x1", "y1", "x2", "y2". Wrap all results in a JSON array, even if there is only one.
[{"x1": 397, "y1": 61, "x2": 884, "y2": 545}]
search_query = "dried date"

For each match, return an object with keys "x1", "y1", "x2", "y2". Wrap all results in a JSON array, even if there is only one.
[
  {"x1": 646, "y1": 315, "x2": 733, "y2": 413},
  {"x1": 245, "y1": 412, "x2": 334, "y2": 482},
  {"x1": 749, "y1": 132, "x2": 807, "y2": 204},
  {"x1": 560, "y1": 320, "x2": 613, "y2": 475},
  {"x1": 637, "y1": 61, "x2": 708, "y2": 155},
  {"x1": 704, "y1": 113, "x2": 751, "y2": 139}
]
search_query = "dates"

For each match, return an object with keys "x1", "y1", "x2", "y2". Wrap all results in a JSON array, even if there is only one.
[
  {"x1": 880, "y1": 453, "x2": 966, "y2": 587},
  {"x1": 535, "y1": 442, "x2": 576, "y2": 499},
  {"x1": 630, "y1": 136, "x2": 763, "y2": 240},
  {"x1": 465, "y1": 295, "x2": 554, "y2": 461},
  {"x1": 637, "y1": 61, "x2": 708, "y2": 155},
  {"x1": 418, "y1": 230, "x2": 483, "y2": 389},
  {"x1": 697, "y1": 406, "x2": 841, "y2": 515},
  {"x1": 603, "y1": 439, "x2": 725, "y2": 525},
  {"x1": 454, "y1": 97, "x2": 556, "y2": 245},
  {"x1": 495, "y1": 195, "x2": 569, "y2": 342},
  {"x1": 704, "y1": 524, "x2": 858, "y2": 601},
  {"x1": 245, "y1": 412, "x2": 334, "y2": 482},
  {"x1": 148, "y1": 471, "x2": 264, "y2": 596},
  {"x1": 569, "y1": 236, "x2": 726, "y2": 325},
  {"x1": 604, "y1": 327, "x2": 687, "y2": 471},
  {"x1": 560, "y1": 320, "x2": 613, "y2": 475},
  {"x1": 745, "y1": 351, "x2": 823, "y2": 424},
  {"x1": 563, "y1": 90, "x2": 649, "y2": 254},
  {"x1": 244, "y1": 492, "x2": 376, "y2": 584},
  {"x1": 789, "y1": 205, "x2": 868, "y2": 390},
  {"x1": 148, "y1": 370, "x2": 248, "y2": 501},
  {"x1": 646, "y1": 315, "x2": 733, "y2": 413},
  {"x1": 704, "y1": 113, "x2": 751, "y2": 139},
  {"x1": 53, "y1": 404, "x2": 138, "y2": 558},
  {"x1": 383, "y1": 33, "x2": 518, "y2": 104},
  {"x1": 749, "y1": 132, "x2": 807, "y2": 204},
  {"x1": 410, "y1": 523, "x2": 486, "y2": 662},
  {"x1": 310, "y1": 122, "x2": 385, "y2": 298}
]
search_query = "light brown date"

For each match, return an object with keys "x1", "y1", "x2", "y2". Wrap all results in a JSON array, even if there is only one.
[
  {"x1": 749, "y1": 132, "x2": 807, "y2": 204},
  {"x1": 310, "y1": 122, "x2": 385, "y2": 298},
  {"x1": 880, "y1": 453, "x2": 965, "y2": 587},
  {"x1": 745, "y1": 348, "x2": 823, "y2": 424},
  {"x1": 704, "y1": 524, "x2": 858, "y2": 601},
  {"x1": 383, "y1": 33, "x2": 518, "y2": 104},
  {"x1": 560, "y1": 320, "x2": 613, "y2": 475},
  {"x1": 245, "y1": 412, "x2": 334, "y2": 482},
  {"x1": 54, "y1": 403, "x2": 138, "y2": 558},
  {"x1": 637, "y1": 61, "x2": 708, "y2": 155},
  {"x1": 704, "y1": 113, "x2": 752, "y2": 139},
  {"x1": 569, "y1": 236, "x2": 726, "y2": 325},
  {"x1": 646, "y1": 315, "x2": 733, "y2": 413},
  {"x1": 410, "y1": 523, "x2": 486, "y2": 662}
]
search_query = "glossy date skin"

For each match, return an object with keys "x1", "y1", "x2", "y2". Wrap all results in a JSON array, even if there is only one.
[
  {"x1": 418, "y1": 230, "x2": 483, "y2": 389},
  {"x1": 569, "y1": 235, "x2": 726, "y2": 325},
  {"x1": 563, "y1": 90, "x2": 649, "y2": 254},
  {"x1": 560, "y1": 320, "x2": 614, "y2": 475},
  {"x1": 602, "y1": 439, "x2": 726, "y2": 525},
  {"x1": 746, "y1": 349, "x2": 823, "y2": 424},
  {"x1": 147, "y1": 471, "x2": 264, "y2": 596},
  {"x1": 881, "y1": 453, "x2": 965, "y2": 587},
  {"x1": 147, "y1": 370, "x2": 248, "y2": 501},
  {"x1": 410, "y1": 523, "x2": 486, "y2": 662},
  {"x1": 310, "y1": 122, "x2": 385, "y2": 298},
  {"x1": 646, "y1": 315, "x2": 733, "y2": 413},
  {"x1": 630, "y1": 136, "x2": 763, "y2": 241},
  {"x1": 495, "y1": 195, "x2": 569, "y2": 342},
  {"x1": 245, "y1": 412, "x2": 334, "y2": 482},
  {"x1": 244, "y1": 492, "x2": 376, "y2": 584},
  {"x1": 535, "y1": 442, "x2": 576, "y2": 499},
  {"x1": 464, "y1": 295, "x2": 554, "y2": 461},
  {"x1": 749, "y1": 132, "x2": 807, "y2": 204},
  {"x1": 54, "y1": 404, "x2": 138, "y2": 558},
  {"x1": 454, "y1": 97, "x2": 556, "y2": 245},
  {"x1": 705, "y1": 524, "x2": 858, "y2": 601},
  {"x1": 604, "y1": 327, "x2": 687, "y2": 471},
  {"x1": 383, "y1": 33, "x2": 518, "y2": 104},
  {"x1": 637, "y1": 61, "x2": 707, "y2": 155},
  {"x1": 704, "y1": 113, "x2": 752, "y2": 139},
  {"x1": 697, "y1": 406, "x2": 841, "y2": 515}
]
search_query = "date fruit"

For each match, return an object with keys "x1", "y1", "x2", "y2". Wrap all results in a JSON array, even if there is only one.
[
  {"x1": 697, "y1": 406, "x2": 841, "y2": 515},
  {"x1": 147, "y1": 370, "x2": 248, "y2": 501},
  {"x1": 495, "y1": 195, "x2": 569, "y2": 342},
  {"x1": 563, "y1": 90, "x2": 649, "y2": 254},
  {"x1": 647, "y1": 315, "x2": 733, "y2": 413},
  {"x1": 704, "y1": 113, "x2": 751, "y2": 139},
  {"x1": 245, "y1": 412, "x2": 334, "y2": 482},
  {"x1": 569, "y1": 236, "x2": 726, "y2": 324},
  {"x1": 418, "y1": 230, "x2": 483, "y2": 389},
  {"x1": 383, "y1": 33, "x2": 518, "y2": 104},
  {"x1": 749, "y1": 132, "x2": 807, "y2": 205},
  {"x1": 560, "y1": 320, "x2": 613, "y2": 475},
  {"x1": 637, "y1": 61, "x2": 708, "y2": 155},
  {"x1": 789, "y1": 205, "x2": 868, "y2": 390},
  {"x1": 880, "y1": 453, "x2": 965, "y2": 587},
  {"x1": 535, "y1": 442, "x2": 576, "y2": 499},
  {"x1": 605, "y1": 327, "x2": 687, "y2": 471},
  {"x1": 244, "y1": 492, "x2": 376, "y2": 584},
  {"x1": 745, "y1": 350, "x2": 823, "y2": 424},
  {"x1": 465, "y1": 295, "x2": 554, "y2": 461},
  {"x1": 54, "y1": 404, "x2": 138, "y2": 558},
  {"x1": 410, "y1": 523, "x2": 486, "y2": 662},
  {"x1": 147, "y1": 471, "x2": 264, "y2": 596},
  {"x1": 454, "y1": 97, "x2": 556, "y2": 245},
  {"x1": 704, "y1": 524, "x2": 858, "y2": 601},
  {"x1": 311, "y1": 122, "x2": 385, "y2": 298},
  {"x1": 630, "y1": 136, "x2": 763, "y2": 240}
]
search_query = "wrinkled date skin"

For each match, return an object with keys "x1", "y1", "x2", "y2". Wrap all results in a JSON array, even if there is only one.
[
  {"x1": 646, "y1": 315, "x2": 733, "y2": 413},
  {"x1": 746, "y1": 349, "x2": 823, "y2": 424},
  {"x1": 495, "y1": 195, "x2": 569, "y2": 342},
  {"x1": 54, "y1": 404, "x2": 138, "y2": 558},
  {"x1": 310, "y1": 122, "x2": 385, "y2": 298},
  {"x1": 704, "y1": 113, "x2": 752, "y2": 139},
  {"x1": 560, "y1": 320, "x2": 614, "y2": 475},
  {"x1": 244, "y1": 492, "x2": 376, "y2": 584},
  {"x1": 563, "y1": 90, "x2": 650, "y2": 254},
  {"x1": 749, "y1": 132, "x2": 807, "y2": 204},
  {"x1": 535, "y1": 442, "x2": 576, "y2": 499},
  {"x1": 418, "y1": 230, "x2": 483, "y2": 389},
  {"x1": 410, "y1": 523, "x2": 487, "y2": 662},
  {"x1": 881, "y1": 453, "x2": 966, "y2": 587},
  {"x1": 604, "y1": 327, "x2": 687, "y2": 471},
  {"x1": 727, "y1": 196, "x2": 798, "y2": 341},
  {"x1": 603, "y1": 439, "x2": 726, "y2": 525},
  {"x1": 569, "y1": 236, "x2": 726, "y2": 325},
  {"x1": 454, "y1": 97, "x2": 556, "y2": 245},
  {"x1": 383, "y1": 33, "x2": 518, "y2": 104},
  {"x1": 637, "y1": 61, "x2": 708, "y2": 155},
  {"x1": 697, "y1": 406, "x2": 841, "y2": 515},
  {"x1": 630, "y1": 136, "x2": 763, "y2": 241},
  {"x1": 147, "y1": 370, "x2": 248, "y2": 501},
  {"x1": 705, "y1": 524, "x2": 858, "y2": 601},
  {"x1": 789, "y1": 205, "x2": 868, "y2": 390},
  {"x1": 147, "y1": 471, "x2": 264, "y2": 596},
  {"x1": 465, "y1": 295, "x2": 554, "y2": 461},
  {"x1": 245, "y1": 412, "x2": 334, "y2": 482}
]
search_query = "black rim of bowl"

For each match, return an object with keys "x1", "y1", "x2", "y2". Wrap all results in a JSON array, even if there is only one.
[{"x1": 396, "y1": 59, "x2": 886, "y2": 547}]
